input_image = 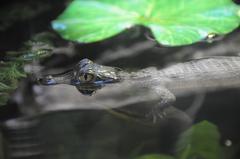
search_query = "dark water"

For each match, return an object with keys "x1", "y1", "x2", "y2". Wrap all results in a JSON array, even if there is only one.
[
  {"x1": 2, "y1": 110, "x2": 191, "y2": 159},
  {"x1": 0, "y1": 0, "x2": 240, "y2": 159}
]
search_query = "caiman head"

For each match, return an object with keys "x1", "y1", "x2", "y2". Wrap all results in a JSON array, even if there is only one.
[{"x1": 39, "y1": 58, "x2": 121, "y2": 95}]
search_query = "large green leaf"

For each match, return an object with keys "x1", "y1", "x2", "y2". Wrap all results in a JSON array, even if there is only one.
[
  {"x1": 175, "y1": 121, "x2": 221, "y2": 159},
  {"x1": 52, "y1": 0, "x2": 240, "y2": 46}
]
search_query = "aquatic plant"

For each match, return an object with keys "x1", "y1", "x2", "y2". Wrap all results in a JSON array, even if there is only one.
[
  {"x1": 0, "y1": 42, "x2": 53, "y2": 106},
  {"x1": 52, "y1": 0, "x2": 240, "y2": 46},
  {"x1": 135, "y1": 121, "x2": 222, "y2": 159}
]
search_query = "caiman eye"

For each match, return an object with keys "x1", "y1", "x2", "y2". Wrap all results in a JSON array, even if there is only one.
[{"x1": 79, "y1": 73, "x2": 95, "y2": 82}]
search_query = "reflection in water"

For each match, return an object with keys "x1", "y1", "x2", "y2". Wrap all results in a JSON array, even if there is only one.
[{"x1": 2, "y1": 110, "x2": 191, "y2": 159}]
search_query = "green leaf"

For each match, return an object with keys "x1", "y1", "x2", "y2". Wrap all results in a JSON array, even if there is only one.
[
  {"x1": 52, "y1": 0, "x2": 240, "y2": 46},
  {"x1": 135, "y1": 154, "x2": 175, "y2": 159},
  {"x1": 176, "y1": 121, "x2": 221, "y2": 159}
]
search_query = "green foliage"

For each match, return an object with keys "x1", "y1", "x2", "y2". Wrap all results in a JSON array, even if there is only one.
[
  {"x1": 134, "y1": 121, "x2": 223, "y2": 159},
  {"x1": 52, "y1": 0, "x2": 240, "y2": 46},
  {"x1": 0, "y1": 61, "x2": 25, "y2": 106},
  {"x1": 0, "y1": 42, "x2": 53, "y2": 106},
  {"x1": 175, "y1": 121, "x2": 221, "y2": 159}
]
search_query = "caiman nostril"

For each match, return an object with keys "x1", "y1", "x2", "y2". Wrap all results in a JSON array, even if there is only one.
[{"x1": 37, "y1": 78, "x2": 43, "y2": 84}]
